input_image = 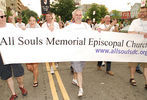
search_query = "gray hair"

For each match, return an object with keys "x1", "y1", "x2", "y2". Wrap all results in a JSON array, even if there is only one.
[
  {"x1": 0, "y1": 9, "x2": 5, "y2": 15},
  {"x1": 72, "y1": 9, "x2": 82, "y2": 16},
  {"x1": 104, "y1": 15, "x2": 110, "y2": 18}
]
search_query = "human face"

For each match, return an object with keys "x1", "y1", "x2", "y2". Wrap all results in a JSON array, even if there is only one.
[
  {"x1": 46, "y1": 14, "x2": 53, "y2": 23},
  {"x1": 139, "y1": 7, "x2": 147, "y2": 19},
  {"x1": 8, "y1": 16, "x2": 13, "y2": 23},
  {"x1": 29, "y1": 17, "x2": 36, "y2": 28},
  {"x1": 105, "y1": 16, "x2": 111, "y2": 24},
  {"x1": 73, "y1": 10, "x2": 82, "y2": 24},
  {"x1": 0, "y1": 10, "x2": 6, "y2": 27}
]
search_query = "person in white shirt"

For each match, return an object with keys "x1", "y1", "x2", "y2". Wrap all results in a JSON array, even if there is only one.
[
  {"x1": 63, "y1": 9, "x2": 92, "y2": 97},
  {"x1": 26, "y1": 16, "x2": 40, "y2": 87},
  {"x1": 42, "y1": 12, "x2": 60, "y2": 74},
  {"x1": 128, "y1": 6, "x2": 147, "y2": 89},
  {"x1": 0, "y1": 9, "x2": 27, "y2": 100},
  {"x1": 97, "y1": 15, "x2": 117, "y2": 76},
  {"x1": 16, "y1": 17, "x2": 25, "y2": 28}
]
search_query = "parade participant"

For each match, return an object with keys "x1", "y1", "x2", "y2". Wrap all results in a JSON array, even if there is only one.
[
  {"x1": 26, "y1": 16, "x2": 40, "y2": 87},
  {"x1": 128, "y1": 5, "x2": 147, "y2": 88},
  {"x1": 63, "y1": 9, "x2": 92, "y2": 97},
  {"x1": 16, "y1": 17, "x2": 25, "y2": 28},
  {"x1": 0, "y1": 9, "x2": 27, "y2": 100},
  {"x1": 42, "y1": 12, "x2": 60, "y2": 74},
  {"x1": 97, "y1": 15, "x2": 117, "y2": 76}
]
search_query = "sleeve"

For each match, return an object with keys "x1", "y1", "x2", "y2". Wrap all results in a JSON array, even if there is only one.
[
  {"x1": 54, "y1": 22, "x2": 60, "y2": 30},
  {"x1": 41, "y1": 23, "x2": 46, "y2": 28},
  {"x1": 128, "y1": 20, "x2": 136, "y2": 32},
  {"x1": 26, "y1": 24, "x2": 29, "y2": 28},
  {"x1": 36, "y1": 24, "x2": 40, "y2": 28},
  {"x1": 99, "y1": 24, "x2": 105, "y2": 30}
]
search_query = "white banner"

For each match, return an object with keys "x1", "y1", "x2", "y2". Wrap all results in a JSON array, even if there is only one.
[{"x1": 0, "y1": 28, "x2": 147, "y2": 64}]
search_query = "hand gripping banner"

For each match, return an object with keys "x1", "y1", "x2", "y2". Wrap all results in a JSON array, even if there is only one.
[{"x1": 0, "y1": 28, "x2": 147, "y2": 64}]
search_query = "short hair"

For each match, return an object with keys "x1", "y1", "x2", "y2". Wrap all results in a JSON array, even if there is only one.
[
  {"x1": 46, "y1": 11, "x2": 53, "y2": 15},
  {"x1": 29, "y1": 16, "x2": 37, "y2": 21},
  {"x1": 104, "y1": 15, "x2": 110, "y2": 18},
  {"x1": 0, "y1": 9, "x2": 5, "y2": 15},
  {"x1": 72, "y1": 9, "x2": 82, "y2": 16}
]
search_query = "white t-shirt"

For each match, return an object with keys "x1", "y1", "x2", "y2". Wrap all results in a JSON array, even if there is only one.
[
  {"x1": 0, "y1": 23, "x2": 16, "y2": 29},
  {"x1": 64, "y1": 22, "x2": 92, "y2": 31},
  {"x1": 129, "y1": 18, "x2": 147, "y2": 33},
  {"x1": 99, "y1": 24, "x2": 114, "y2": 32},
  {"x1": 42, "y1": 22, "x2": 59, "y2": 31},
  {"x1": 16, "y1": 22, "x2": 25, "y2": 28}
]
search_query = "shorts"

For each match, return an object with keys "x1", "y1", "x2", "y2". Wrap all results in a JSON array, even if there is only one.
[
  {"x1": 71, "y1": 61, "x2": 85, "y2": 72},
  {"x1": 0, "y1": 64, "x2": 24, "y2": 80},
  {"x1": 128, "y1": 62, "x2": 147, "y2": 68}
]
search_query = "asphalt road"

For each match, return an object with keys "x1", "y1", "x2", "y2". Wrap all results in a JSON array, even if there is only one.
[{"x1": 0, "y1": 62, "x2": 147, "y2": 100}]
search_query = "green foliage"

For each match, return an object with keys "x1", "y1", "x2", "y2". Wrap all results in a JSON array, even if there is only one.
[
  {"x1": 6, "y1": 7, "x2": 12, "y2": 22},
  {"x1": 111, "y1": 10, "x2": 121, "y2": 19},
  {"x1": 84, "y1": 3, "x2": 109, "y2": 23},
  {"x1": 50, "y1": 0, "x2": 77, "y2": 22},
  {"x1": 21, "y1": 9, "x2": 38, "y2": 24}
]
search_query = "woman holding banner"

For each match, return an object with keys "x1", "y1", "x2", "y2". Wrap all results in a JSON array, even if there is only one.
[{"x1": 26, "y1": 16, "x2": 40, "y2": 87}]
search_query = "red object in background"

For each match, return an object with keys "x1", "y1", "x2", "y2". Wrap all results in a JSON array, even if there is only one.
[{"x1": 121, "y1": 11, "x2": 131, "y2": 19}]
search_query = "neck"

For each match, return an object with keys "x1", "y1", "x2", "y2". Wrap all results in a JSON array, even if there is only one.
[
  {"x1": 0, "y1": 23, "x2": 6, "y2": 28},
  {"x1": 105, "y1": 22, "x2": 110, "y2": 25},
  {"x1": 30, "y1": 24, "x2": 35, "y2": 28},
  {"x1": 75, "y1": 21, "x2": 81, "y2": 24},
  {"x1": 47, "y1": 20, "x2": 52, "y2": 24},
  {"x1": 141, "y1": 18, "x2": 147, "y2": 21}
]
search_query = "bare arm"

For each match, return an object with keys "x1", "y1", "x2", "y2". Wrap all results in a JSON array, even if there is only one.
[{"x1": 128, "y1": 31, "x2": 147, "y2": 38}]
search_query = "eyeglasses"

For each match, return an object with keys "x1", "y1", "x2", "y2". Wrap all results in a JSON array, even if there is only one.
[{"x1": 0, "y1": 15, "x2": 6, "y2": 18}]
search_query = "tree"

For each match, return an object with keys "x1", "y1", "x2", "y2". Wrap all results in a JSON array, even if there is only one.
[
  {"x1": 50, "y1": 0, "x2": 77, "y2": 22},
  {"x1": 21, "y1": 9, "x2": 38, "y2": 24},
  {"x1": 110, "y1": 10, "x2": 121, "y2": 19},
  {"x1": 84, "y1": 3, "x2": 108, "y2": 23}
]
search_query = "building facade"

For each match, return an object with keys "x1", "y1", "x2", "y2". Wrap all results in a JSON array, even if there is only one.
[
  {"x1": 6, "y1": 0, "x2": 27, "y2": 15},
  {"x1": 0, "y1": 0, "x2": 6, "y2": 11},
  {"x1": 121, "y1": 11, "x2": 131, "y2": 19},
  {"x1": 130, "y1": 3, "x2": 141, "y2": 18},
  {"x1": 74, "y1": 0, "x2": 81, "y2": 5}
]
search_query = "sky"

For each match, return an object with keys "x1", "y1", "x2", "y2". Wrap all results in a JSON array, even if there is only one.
[{"x1": 21, "y1": 0, "x2": 141, "y2": 16}]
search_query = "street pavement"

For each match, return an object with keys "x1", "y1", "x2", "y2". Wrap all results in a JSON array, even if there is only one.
[{"x1": 0, "y1": 62, "x2": 147, "y2": 100}]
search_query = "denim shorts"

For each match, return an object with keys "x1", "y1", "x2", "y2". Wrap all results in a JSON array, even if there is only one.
[{"x1": 0, "y1": 64, "x2": 24, "y2": 80}]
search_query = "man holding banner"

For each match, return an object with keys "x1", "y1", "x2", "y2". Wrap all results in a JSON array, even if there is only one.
[
  {"x1": 0, "y1": 9, "x2": 28, "y2": 100},
  {"x1": 128, "y1": 4, "x2": 147, "y2": 89},
  {"x1": 63, "y1": 9, "x2": 92, "y2": 97}
]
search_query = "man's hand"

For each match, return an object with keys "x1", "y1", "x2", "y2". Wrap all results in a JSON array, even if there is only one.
[{"x1": 144, "y1": 33, "x2": 147, "y2": 38}]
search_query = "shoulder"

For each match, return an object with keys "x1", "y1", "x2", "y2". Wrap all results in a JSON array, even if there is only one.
[
  {"x1": 22, "y1": 22, "x2": 25, "y2": 25},
  {"x1": 131, "y1": 18, "x2": 140, "y2": 24},
  {"x1": 54, "y1": 22, "x2": 59, "y2": 26},
  {"x1": 6, "y1": 23, "x2": 16, "y2": 28},
  {"x1": 36, "y1": 23, "x2": 40, "y2": 28},
  {"x1": 42, "y1": 22, "x2": 47, "y2": 27}
]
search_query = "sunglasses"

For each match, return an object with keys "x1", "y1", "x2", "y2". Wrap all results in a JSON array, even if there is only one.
[{"x1": 0, "y1": 15, "x2": 6, "y2": 18}]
